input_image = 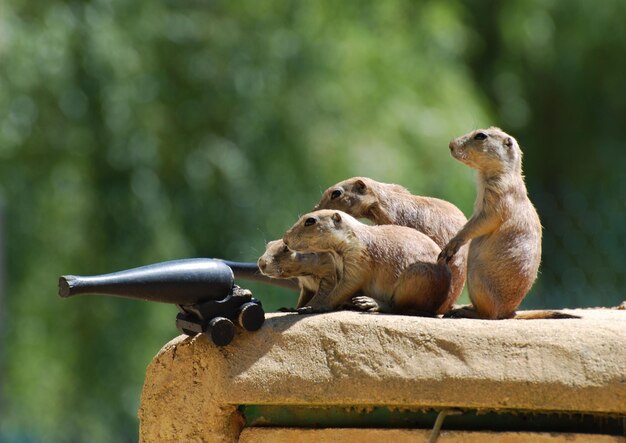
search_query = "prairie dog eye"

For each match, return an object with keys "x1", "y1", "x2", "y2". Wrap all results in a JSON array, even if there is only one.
[
  {"x1": 304, "y1": 217, "x2": 316, "y2": 227},
  {"x1": 330, "y1": 189, "x2": 342, "y2": 200},
  {"x1": 473, "y1": 132, "x2": 488, "y2": 141}
]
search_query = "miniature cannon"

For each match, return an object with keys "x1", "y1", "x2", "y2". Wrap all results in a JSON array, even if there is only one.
[{"x1": 58, "y1": 258, "x2": 286, "y2": 346}]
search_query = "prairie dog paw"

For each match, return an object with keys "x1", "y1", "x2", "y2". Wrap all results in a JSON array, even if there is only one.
[
  {"x1": 297, "y1": 306, "x2": 329, "y2": 315},
  {"x1": 352, "y1": 296, "x2": 381, "y2": 312},
  {"x1": 278, "y1": 307, "x2": 298, "y2": 313},
  {"x1": 438, "y1": 238, "x2": 463, "y2": 264},
  {"x1": 443, "y1": 306, "x2": 476, "y2": 318}
]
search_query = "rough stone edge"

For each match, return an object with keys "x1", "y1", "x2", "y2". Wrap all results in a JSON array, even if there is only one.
[
  {"x1": 168, "y1": 310, "x2": 624, "y2": 413},
  {"x1": 239, "y1": 428, "x2": 623, "y2": 443},
  {"x1": 138, "y1": 335, "x2": 244, "y2": 443},
  {"x1": 138, "y1": 309, "x2": 626, "y2": 442}
]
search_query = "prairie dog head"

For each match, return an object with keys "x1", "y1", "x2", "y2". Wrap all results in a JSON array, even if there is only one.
[
  {"x1": 257, "y1": 239, "x2": 296, "y2": 278},
  {"x1": 448, "y1": 127, "x2": 522, "y2": 174},
  {"x1": 257, "y1": 239, "x2": 333, "y2": 278},
  {"x1": 283, "y1": 210, "x2": 357, "y2": 253},
  {"x1": 315, "y1": 177, "x2": 409, "y2": 217}
]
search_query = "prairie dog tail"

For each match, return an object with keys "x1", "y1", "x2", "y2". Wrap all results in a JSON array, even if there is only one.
[{"x1": 513, "y1": 310, "x2": 580, "y2": 320}]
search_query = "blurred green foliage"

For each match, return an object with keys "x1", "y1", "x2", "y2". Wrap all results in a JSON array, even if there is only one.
[{"x1": 0, "y1": 1, "x2": 624, "y2": 441}]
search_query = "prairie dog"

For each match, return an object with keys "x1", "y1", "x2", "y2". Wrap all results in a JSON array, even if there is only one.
[
  {"x1": 283, "y1": 210, "x2": 451, "y2": 315},
  {"x1": 257, "y1": 239, "x2": 341, "y2": 309},
  {"x1": 315, "y1": 176, "x2": 467, "y2": 312},
  {"x1": 315, "y1": 177, "x2": 467, "y2": 247},
  {"x1": 439, "y1": 127, "x2": 571, "y2": 320}
]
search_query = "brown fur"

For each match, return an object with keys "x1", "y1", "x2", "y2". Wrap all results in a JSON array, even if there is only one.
[
  {"x1": 439, "y1": 127, "x2": 574, "y2": 320},
  {"x1": 258, "y1": 239, "x2": 341, "y2": 309},
  {"x1": 315, "y1": 176, "x2": 468, "y2": 313},
  {"x1": 283, "y1": 210, "x2": 451, "y2": 314}
]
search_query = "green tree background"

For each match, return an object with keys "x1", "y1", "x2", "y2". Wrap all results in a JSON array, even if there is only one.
[{"x1": 0, "y1": 1, "x2": 624, "y2": 441}]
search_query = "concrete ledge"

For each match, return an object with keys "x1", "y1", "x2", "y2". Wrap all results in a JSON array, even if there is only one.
[
  {"x1": 239, "y1": 428, "x2": 623, "y2": 443},
  {"x1": 138, "y1": 309, "x2": 626, "y2": 442}
]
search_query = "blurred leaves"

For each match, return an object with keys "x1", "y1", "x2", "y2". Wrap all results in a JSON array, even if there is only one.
[{"x1": 0, "y1": 0, "x2": 624, "y2": 441}]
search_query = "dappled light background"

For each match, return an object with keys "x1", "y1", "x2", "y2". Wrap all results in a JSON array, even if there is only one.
[{"x1": 1, "y1": 1, "x2": 624, "y2": 441}]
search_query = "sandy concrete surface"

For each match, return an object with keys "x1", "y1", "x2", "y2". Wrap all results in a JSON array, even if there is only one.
[
  {"x1": 239, "y1": 428, "x2": 623, "y2": 443},
  {"x1": 139, "y1": 308, "x2": 626, "y2": 442}
]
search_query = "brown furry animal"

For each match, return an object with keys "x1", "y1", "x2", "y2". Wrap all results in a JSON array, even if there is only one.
[
  {"x1": 439, "y1": 127, "x2": 576, "y2": 320},
  {"x1": 315, "y1": 176, "x2": 467, "y2": 313},
  {"x1": 257, "y1": 239, "x2": 340, "y2": 309},
  {"x1": 283, "y1": 209, "x2": 451, "y2": 315}
]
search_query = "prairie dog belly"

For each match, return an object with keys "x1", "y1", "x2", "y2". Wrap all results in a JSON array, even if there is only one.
[{"x1": 468, "y1": 228, "x2": 541, "y2": 289}]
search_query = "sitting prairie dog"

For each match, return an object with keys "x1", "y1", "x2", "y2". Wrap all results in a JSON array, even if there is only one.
[
  {"x1": 282, "y1": 209, "x2": 451, "y2": 315},
  {"x1": 257, "y1": 239, "x2": 341, "y2": 309},
  {"x1": 315, "y1": 176, "x2": 468, "y2": 313},
  {"x1": 439, "y1": 127, "x2": 575, "y2": 320}
]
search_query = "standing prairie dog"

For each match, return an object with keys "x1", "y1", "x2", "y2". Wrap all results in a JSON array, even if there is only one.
[
  {"x1": 315, "y1": 176, "x2": 467, "y2": 313},
  {"x1": 439, "y1": 127, "x2": 574, "y2": 320},
  {"x1": 283, "y1": 210, "x2": 451, "y2": 315},
  {"x1": 257, "y1": 239, "x2": 341, "y2": 309}
]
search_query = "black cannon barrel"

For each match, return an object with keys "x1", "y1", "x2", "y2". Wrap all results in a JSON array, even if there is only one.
[
  {"x1": 59, "y1": 258, "x2": 234, "y2": 305},
  {"x1": 218, "y1": 260, "x2": 299, "y2": 291}
]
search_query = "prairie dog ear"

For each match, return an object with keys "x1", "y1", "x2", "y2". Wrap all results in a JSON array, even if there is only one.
[
  {"x1": 355, "y1": 179, "x2": 367, "y2": 193},
  {"x1": 504, "y1": 137, "x2": 513, "y2": 148},
  {"x1": 331, "y1": 212, "x2": 342, "y2": 223}
]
